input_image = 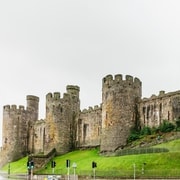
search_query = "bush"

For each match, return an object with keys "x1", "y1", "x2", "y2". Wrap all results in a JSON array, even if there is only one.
[
  {"x1": 175, "y1": 119, "x2": 180, "y2": 128},
  {"x1": 128, "y1": 130, "x2": 140, "y2": 142},
  {"x1": 140, "y1": 126, "x2": 152, "y2": 135},
  {"x1": 127, "y1": 120, "x2": 176, "y2": 143},
  {"x1": 159, "y1": 120, "x2": 175, "y2": 133}
]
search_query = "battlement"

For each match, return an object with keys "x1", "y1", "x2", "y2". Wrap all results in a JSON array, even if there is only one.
[
  {"x1": 159, "y1": 90, "x2": 165, "y2": 96},
  {"x1": 46, "y1": 85, "x2": 80, "y2": 102},
  {"x1": 142, "y1": 90, "x2": 180, "y2": 102},
  {"x1": 46, "y1": 92, "x2": 61, "y2": 101},
  {"x1": 3, "y1": 105, "x2": 10, "y2": 111},
  {"x1": 19, "y1": 105, "x2": 25, "y2": 111},
  {"x1": 45, "y1": 91, "x2": 72, "y2": 103},
  {"x1": 81, "y1": 105, "x2": 102, "y2": 113},
  {"x1": 3, "y1": 105, "x2": 25, "y2": 113},
  {"x1": 35, "y1": 119, "x2": 45, "y2": 125},
  {"x1": 102, "y1": 74, "x2": 141, "y2": 88}
]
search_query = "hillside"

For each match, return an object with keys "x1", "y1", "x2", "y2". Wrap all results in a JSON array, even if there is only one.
[
  {"x1": 1, "y1": 137, "x2": 180, "y2": 179},
  {"x1": 125, "y1": 131, "x2": 180, "y2": 149}
]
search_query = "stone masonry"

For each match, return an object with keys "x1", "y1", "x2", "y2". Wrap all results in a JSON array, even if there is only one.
[
  {"x1": 0, "y1": 74, "x2": 180, "y2": 168},
  {"x1": 101, "y1": 74, "x2": 142, "y2": 152}
]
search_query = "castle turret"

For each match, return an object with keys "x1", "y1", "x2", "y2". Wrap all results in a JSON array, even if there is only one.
[
  {"x1": 66, "y1": 85, "x2": 80, "y2": 98},
  {"x1": 100, "y1": 74, "x2": 142, "y2": 152},
  {"x1": 66, "y1": 85, "x2": 80, "y2": 150},
  {"x1": 2, "y1": 105, "x2": 27, "y2": 162},
  {"x1": 26, "y1": 95, "x2": 39, "y2": 121},
  {"x1": 26, "y1": 95, "x2": 39, "y2": 153},
  {"x1": 44, "y1": 85, "x2": 80, "y2": 154}
]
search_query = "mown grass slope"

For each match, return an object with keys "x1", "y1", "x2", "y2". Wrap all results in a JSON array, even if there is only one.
[{"x1": 1, "y1": 139, "x2": 180, "y2": 178}]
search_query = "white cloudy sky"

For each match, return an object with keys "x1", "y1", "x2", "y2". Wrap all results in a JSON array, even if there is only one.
[{"x1": 0, "y1": 0, "x2": 180, "y2": 145}]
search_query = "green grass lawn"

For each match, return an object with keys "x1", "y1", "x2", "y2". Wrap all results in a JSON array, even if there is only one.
[{"x1": 1, "y1": 139, "x2": 180, "y2": 178}]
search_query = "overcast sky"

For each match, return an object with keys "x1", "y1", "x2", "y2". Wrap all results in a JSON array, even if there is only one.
[{"x1": 0, "y1": 0, "x2": 180, "y2": 145}]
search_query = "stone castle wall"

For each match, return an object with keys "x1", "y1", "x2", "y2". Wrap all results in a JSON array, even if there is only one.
[
  {"x1": 1, "y1": 73, "x2": 180, "y2": 168},
  {"x1": 140, "y1": 90, "x2": 180, "y2": 128},
  {"x1": 1, "y1": 95, "x2": 39, "y2": 165},
  {"x1": 34, "y1": 85, "x2": 80, "y2": 155},
  {"x1": 78, "y1": 105, "x2": 102, "y2": 148},
  {"x1": 33, "y1": 119, "x2": 46, "y2": 154},
  {"x1": 2, "y1": 105, "x2": 27, "y2": 162},
  {"x1": 100, "y1": 74, "x2": 142, "y2": 152}
]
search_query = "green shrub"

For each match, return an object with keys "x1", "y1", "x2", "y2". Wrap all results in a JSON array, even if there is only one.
[
  {"x1": 140, "y1": 126, "x2": 152, "y2": 135},
  {"x1": 128, "y1": 119, "x2": 176, "y2": 143},
  {"x1": 159, "y1": 120, "x2": 175, "y2": 133},
  {"x1": 128, "y1": 130, "x2": 140, "y2": 142},
  {"x1": 151, "y1": 126, "x2": 159, "y2": 134},
  {"x1": 175, "y1": 119, "x2": 180, "y2": 128}
]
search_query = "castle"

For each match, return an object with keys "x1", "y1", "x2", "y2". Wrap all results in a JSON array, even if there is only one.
[{"x1": 0, "y1": 74, "x2": 180, "y2": 167}]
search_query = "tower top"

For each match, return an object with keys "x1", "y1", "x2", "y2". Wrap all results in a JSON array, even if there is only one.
[{"x1": 102, "y1": 74, "x2": 141, "y2": 89}]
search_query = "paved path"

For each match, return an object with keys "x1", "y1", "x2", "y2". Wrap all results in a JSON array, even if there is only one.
[{"x1": 0, "y1": 173, "x2": 27, "y2": 179}]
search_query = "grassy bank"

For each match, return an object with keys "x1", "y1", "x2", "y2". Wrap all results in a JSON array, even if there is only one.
[{"x1": 1, "y1": 139, "x2": 180, "y2": 178}]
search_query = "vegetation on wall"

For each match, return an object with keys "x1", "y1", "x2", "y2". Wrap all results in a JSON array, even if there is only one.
[
  {"x1": 175, "y1": 119, "x2": 180, "y2": 131},
  {"x1": 128, "y1": 120, "x2": 178, "y2": 143}
]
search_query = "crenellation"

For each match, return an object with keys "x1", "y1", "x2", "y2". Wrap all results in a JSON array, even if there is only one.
[
  {"x1": 164, "y1": 90, "x2": 180, "y2": 97},
  {"x1": 46, "y1": 92, "x2": 53, "y2": 101},
  {"x1": 3, "y1": 105, "x2": 25, "y2": 117},
  {"x1": 114, "y1": 74, "x2": 123, "y2": 83},
  {"x1": 150, "y1": 94, "x2": 157, "y2": 99},
  {"x1": 104, "y1": 74, "x2": 113, "y2": 82},
  {"x1": 88, "y1": 106, "x2": 93, "y2": 111},
  {"x1": 6, "y1": 104, "x2": 25, "y2": 112},
  {"x1": 144, "y1": 90, "x2": 180, "y2": 102},
  {"x1": 53, "y1": 92, "x2": 61, "y2": 100},
  {"x1": 134, "y1": 77, "x2": 142, "y2": 87},
  {"x1": 46, "y1": 92, "x2": 62, "y2": 102},
  {"x1": 144, "y1": 90, "x2": 180, "y2": 101},
  {"x1": 81, "y1": 108, "x2": 88, "y2": 113},
  {"x1": 125, "y1": 74, "x2": 133, "y2": 82},
  {"x1": 11, "y1": 105, "x2": 17, "y2": 110},
  {"x1": 3, "y1": 105, "x2": 10, "y2": 111},
  {"x1": 159, "y1": 90, "x2": 165, "y2": 96},
  {"x1": 103, "y1": 74, "x2": 113, "y2": 88},
  {"x1": 81, "y1": 105, "x2": 102, "y2": 114},
  {"x1": 94, "y1": 105, "x2": 100, "y2": 110},
  {"x1": 103, "y1": 74, "x2": 142, "y2": 92},
  {"x1": 19, "y1": 105, "x2": 25, "y2": 110}
]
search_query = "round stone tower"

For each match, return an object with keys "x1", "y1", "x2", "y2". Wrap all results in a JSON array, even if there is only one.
[
  {"x1": 2, "y1": 105, "x2": 27, "y2": 162},
  {"x1": 45, "y1": 85, "x2": 80, "y2": 154},
  {"x1": 26, "y1": 95, "x2": 39, "y2": 153},
  {"x1": 100, "y1": 74, "x2": 142, "y2": 152},
  {"x1": 26, "y1": 95, "x2": 39, "y2": 121}
]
